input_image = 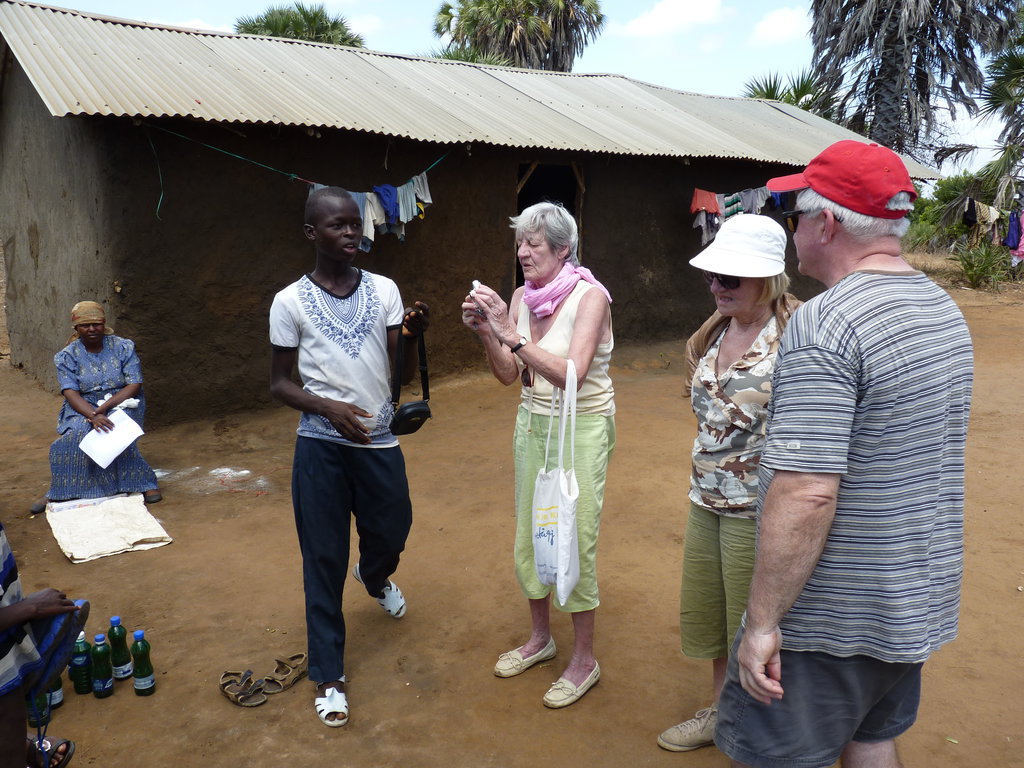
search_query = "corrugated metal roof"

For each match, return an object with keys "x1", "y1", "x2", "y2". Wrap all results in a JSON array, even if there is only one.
[{"x1": 0, "y1": 0, "x2": 938, "y2": 178}]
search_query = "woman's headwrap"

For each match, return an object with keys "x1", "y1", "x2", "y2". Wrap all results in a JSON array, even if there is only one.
[{"x1": 68, "y1": 301, "x2": 114, "y2": 343}]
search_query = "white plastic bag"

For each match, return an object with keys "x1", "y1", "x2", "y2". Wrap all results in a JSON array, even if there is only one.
[{"x1": 531, "y1": 360, "x2": 580, "y2": 606}]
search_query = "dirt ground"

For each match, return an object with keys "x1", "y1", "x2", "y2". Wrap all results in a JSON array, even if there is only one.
[{"x1": 2, "y1": 272, "x2": 1022, "y2": 768}]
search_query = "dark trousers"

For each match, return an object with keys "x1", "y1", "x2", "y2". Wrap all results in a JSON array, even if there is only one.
[{"x1": 291, "y1": 436, "x2": 413, "y2": 683}]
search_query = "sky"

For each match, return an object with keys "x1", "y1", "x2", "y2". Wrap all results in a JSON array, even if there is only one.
[{"x1": 52, "y1": 0, "x2": 1002, "y2": 172}]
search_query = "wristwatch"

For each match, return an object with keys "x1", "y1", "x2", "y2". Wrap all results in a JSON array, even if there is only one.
[{"x1": 509, "y1": 336, "x2": 528, "y2": 354}]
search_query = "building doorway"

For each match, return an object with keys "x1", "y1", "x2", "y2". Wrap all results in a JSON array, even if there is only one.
[{"x1": 514, "y1": 162, "x2": 584, "y2": 286}]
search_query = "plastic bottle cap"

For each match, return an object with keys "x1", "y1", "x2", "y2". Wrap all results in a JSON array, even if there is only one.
[
  {"x1": 77, "y1": 631, "x2": 86, "y2": 641},
  {"x1": 94, "y1": 634, "x2": 106, "y2": 643},
  {"x1": 133, "y1": 630, "x2": 145, "y2": 640},
  {"x1": 110, "y1": 616, "x2": 121, "y2": 625}
]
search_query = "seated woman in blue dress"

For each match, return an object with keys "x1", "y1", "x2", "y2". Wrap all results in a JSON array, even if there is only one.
[{"x1": 32, "y1": 301, "x2": 161, "y2": 512}]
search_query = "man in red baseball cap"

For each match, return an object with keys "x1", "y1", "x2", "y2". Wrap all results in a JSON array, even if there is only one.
[{"x1": 713, "y1": 141, "x2": 974, "y2": 768}]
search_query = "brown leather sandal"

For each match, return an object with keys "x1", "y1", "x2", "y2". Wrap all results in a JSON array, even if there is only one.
[
  {"x1": 219, "y1": 669, "x2": 267, "y2": 707},
  {"x1": 262, "y1": 652, "x2": 308, "y2": 694}
]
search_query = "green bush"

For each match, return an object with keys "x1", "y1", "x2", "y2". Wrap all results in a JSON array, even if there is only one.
[
  {"x1": 904, "y1": 216, "x2": 942, "y2": 252},
  {"x1": 948, "y1": 242, "x2": 1011, "y2": 289}
]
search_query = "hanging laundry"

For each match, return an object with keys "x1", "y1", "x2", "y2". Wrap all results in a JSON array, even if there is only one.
[
  {"x1": 963, "y1": 198, "x2": 977, "y2": 227},
  {"x1": 372, "y1": 184, "x2": 400, "y2": 225},
  {"x1": 1002, "y1": 210, "x2": 1021, "y2": 249},
  {"x1": 412, "y1": 172, "x2": 433, "y2": 205},
  {"x1": 767, "y1": 191, "x2": 786, "y2": 210},
  {"x1": 690, "y1": 188, "x2": 721, "y2": 214},
  {"x1": 397, "y1": 180, "x2": 417, "y2": 224},
  {"x1": 739, "y1": 187, "x2": 770, "y2": 214},
  {"x1": 722, "y1": 193, "x2": 743, "y2": 219},
  {"x1": 693, "y1": 211, "x2": 720, "y2": 246},
  {"x1": 349, "y1": 191, "x2": 373, "y2": 253},
  {"x1": 969, "y1": 202, "x2": 999, "y2": 247}
]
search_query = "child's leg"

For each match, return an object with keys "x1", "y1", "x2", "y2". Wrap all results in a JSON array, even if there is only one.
[
  {"x1": 292, "y1": 437, "x2": 353, "y2": 684},
  {"x1": 350, "y1": 446, "x2": 413, "y2": 597}
]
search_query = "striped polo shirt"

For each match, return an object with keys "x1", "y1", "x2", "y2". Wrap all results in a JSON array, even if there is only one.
[{"x1": 759, "y1": 270, "x2": 973, "y2": 663}]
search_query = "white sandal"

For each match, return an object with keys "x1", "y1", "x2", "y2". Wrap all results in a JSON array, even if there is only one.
[{"x1": 315, "y1": 682, "x2": 349, "y2": 727}]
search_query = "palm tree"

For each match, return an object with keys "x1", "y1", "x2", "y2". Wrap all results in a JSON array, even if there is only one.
[
  {"x1": 433, "y1": 0, "x2": 604, "y2": 72},
  {"x1": 810, "y1": 0, "x2": 1018, "y2": 157},
  {"x1": 743, "y1": 68, "x2": 837, "y2": 120},
  {"x1": 235, "y1": 2, "x2": 365, "y2": 47}
]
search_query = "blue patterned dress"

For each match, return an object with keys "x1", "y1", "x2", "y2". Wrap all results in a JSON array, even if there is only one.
[{"x1": 47, "y1": 335, "x2": 158, "y2": 501}]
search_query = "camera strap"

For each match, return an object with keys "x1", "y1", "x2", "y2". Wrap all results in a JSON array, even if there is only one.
[{"x1": 392, "y1": 331, "x2": 429, "y2": 407}]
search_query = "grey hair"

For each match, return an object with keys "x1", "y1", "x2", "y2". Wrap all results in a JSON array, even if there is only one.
[
  {"x1": 509, "y1": 202, "x2": 579, "y2": 265},
  {"x1": 796, "y1": 188, "x2": 912, "y2": 239}
]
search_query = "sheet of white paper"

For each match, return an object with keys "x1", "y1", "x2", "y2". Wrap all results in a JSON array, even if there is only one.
[{"x1": 78, "y1": 408, "x2": 144, "y2": 469}]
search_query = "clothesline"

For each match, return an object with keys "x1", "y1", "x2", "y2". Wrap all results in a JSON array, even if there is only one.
[{"x1": 141, "y1": 122, "x2": 448, "y2": 224}]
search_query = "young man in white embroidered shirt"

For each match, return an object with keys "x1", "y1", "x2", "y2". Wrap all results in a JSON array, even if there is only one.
[{"x1": 269, "y1": 186, "x2": 429, "y2": 728}]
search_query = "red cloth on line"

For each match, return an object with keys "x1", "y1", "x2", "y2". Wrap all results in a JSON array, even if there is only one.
[{"x1": 691, "y1": 188, "x2": 721, "y2": 214}]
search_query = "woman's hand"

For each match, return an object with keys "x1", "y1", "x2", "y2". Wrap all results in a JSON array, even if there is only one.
[
  {"x1": 87, "y1": 411, "x2": 115, "y2": 432},
  {"x1": 466, "y1": 283, "x2": 517, "y2": 344}
]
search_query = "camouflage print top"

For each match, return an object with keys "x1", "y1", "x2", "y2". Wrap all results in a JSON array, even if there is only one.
[{"x1": 688, "y1": 316, "x2": 780, "y2": 519}]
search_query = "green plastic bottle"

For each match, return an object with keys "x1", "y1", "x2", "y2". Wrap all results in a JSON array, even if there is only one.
[
  {"x1": 91, "y1": 634, "x2": 114, "y2": 698},
  {"x1": 69, "y1": 631, "x2": 92, "y2": 695},
  {"x1": 108, "y1": 616, "x2": 133, "y2": 680},
  {"x1": 130, "y1": 629, "x2": 155, "y2": 696}
]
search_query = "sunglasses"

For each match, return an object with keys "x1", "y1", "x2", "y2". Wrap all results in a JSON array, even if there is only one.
[
  {"x1": 783, "y1": 209, "x2": 842, "y2": 232},
  {"x1": 782, "y1": 209, "x2": 805, "y2": 232},
  {"x1": 702, "y1": 271, "x2": 741, "y2": 290}
]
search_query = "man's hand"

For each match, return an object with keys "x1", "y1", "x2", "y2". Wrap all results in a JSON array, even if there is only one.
[
  {"x1": 402, "y1": 301, "x2": 430, "y2": 337},
  {"x1": 321, "y1": 401, "x2": 373, "y2": 445},
  {"x1": 22, "y1": 589, "x2": 79, "y2": 619},
  {"x1": 737, "y1": 625, "x2": 785, "y2": 705}
]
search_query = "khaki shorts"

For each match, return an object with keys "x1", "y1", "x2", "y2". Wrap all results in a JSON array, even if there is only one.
[{"x1": 679, "y1": 502, "x2": 756, "y2": 658}]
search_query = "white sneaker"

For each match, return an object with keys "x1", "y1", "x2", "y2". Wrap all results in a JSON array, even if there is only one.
[
  {"x1": 352, "y1": 564, "x2": 406, "y2": 618},
  {"x1": 657, "y1": 705, "x2": 717, "y2": 752}
]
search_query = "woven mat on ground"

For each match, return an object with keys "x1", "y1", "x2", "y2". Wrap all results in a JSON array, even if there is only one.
[{"x1": 46, "y1": 494, "x2": 172, "y2": 563}]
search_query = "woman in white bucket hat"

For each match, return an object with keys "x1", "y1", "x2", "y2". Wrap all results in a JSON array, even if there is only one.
[{"x1": 658, "y1": 214, "x2": 801, "y2": 753}]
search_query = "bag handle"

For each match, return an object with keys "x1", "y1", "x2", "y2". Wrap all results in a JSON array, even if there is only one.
[
  {"x1": 556, "y1": 360, "x2": 577, "y2": 472},
  {"x1": 541, "y1": 360, "x2": 577, "y2": 472},
  {"x1": 392, "y1": 330, "x2": 429, "y2": 408}
]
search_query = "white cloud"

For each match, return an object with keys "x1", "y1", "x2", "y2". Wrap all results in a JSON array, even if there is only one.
[
  {"x1": 347, "y1": 13, "x2": 383, "y2": 39},
  {"x1": 749, "y1": 6, "x2": 809, "y2": 47},
  {"x1": 612, "y1": 0, "x2": 724, "y2": 38}
]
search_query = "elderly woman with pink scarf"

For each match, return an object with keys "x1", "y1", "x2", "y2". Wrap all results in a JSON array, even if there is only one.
[{"x1": 462, "y1": 201, "x2": 615, "y2": 709}]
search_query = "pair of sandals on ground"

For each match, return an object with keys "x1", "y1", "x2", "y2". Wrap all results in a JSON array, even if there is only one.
[{"x1": 220, "y1": 564, "x2": 406, "y2": 727}]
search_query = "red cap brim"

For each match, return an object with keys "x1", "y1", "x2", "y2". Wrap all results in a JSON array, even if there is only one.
[{"x1": 766, "y1": 171, "x2": 808, "y2": 193}]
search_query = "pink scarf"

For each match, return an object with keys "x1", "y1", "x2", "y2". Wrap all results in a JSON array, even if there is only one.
[{"x1": 522, "y1": 263, "x2": 612, "y2": 318}]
